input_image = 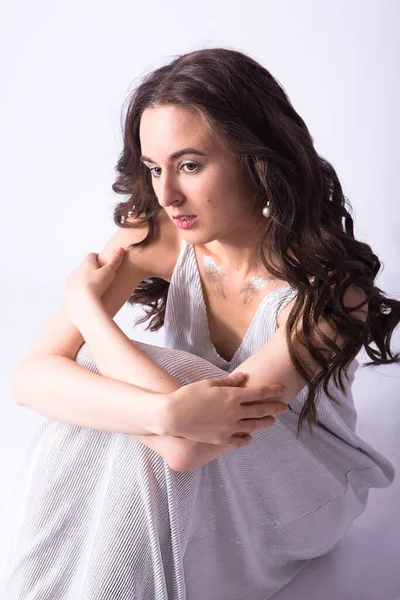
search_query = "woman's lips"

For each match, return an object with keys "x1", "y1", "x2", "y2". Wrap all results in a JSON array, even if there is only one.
[{"x1": 173, "y1": 216, "x2": 198, "y2": 229}]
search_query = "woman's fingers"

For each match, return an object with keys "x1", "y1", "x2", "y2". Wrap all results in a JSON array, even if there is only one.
[
  {"x1": 230, "y1": 433, "x2": 253, "y2": 448},
  {"x1": 83, "y1": 252, "x2": 99, "y2": 262},
  {"x1": 211, "y1": 373, "x2": 286, "y2": 401},
  {"x1": 240, "y1": 400, "x2": 288, "y2": 419},
  {"x1": 234, "y1": 385, "x2": 286, "y2": 404},
  {"x1": 107, "y1": 247, "x2": 125, "y2": 262},
  {"x1": 99, "y1": 247, "x2": 125, "y2": 270},
  {"x1": 233, "y1": 416, "x2": 277, "y2": 435},
  {"x1": 211, "y1": 372, "x2": 247, "y2": 387},
  {"x1": 84, "y1": 247, "x2": 124, "y2": 266}
]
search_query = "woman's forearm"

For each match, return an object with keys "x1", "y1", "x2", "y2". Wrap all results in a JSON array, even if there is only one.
[
  {"x1": 13, "y1": 354, "x2": 168, "y2": 436},
  {"x1": 66, "y1": 298, "x2": 222, "y2": 469},
  {"x1": 72, "y1": 298, "x2": 182, "y2": 394}
]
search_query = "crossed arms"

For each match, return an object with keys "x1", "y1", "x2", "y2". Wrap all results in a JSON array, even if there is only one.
[{"x1": 73, "y1": 278, "x2": 368, "y2": 471}]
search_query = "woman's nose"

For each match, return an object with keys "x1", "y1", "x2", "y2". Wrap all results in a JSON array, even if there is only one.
[{"x1": 157, "y1": 176, "x2": 184, "y2": 208}]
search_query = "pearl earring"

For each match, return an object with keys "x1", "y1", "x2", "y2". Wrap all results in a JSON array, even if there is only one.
[
  {"x1": 262, "y1": 201, "x2": 271, "y2": 218},
  {"x1": 261, "y1": 201, "x2": 392, "y2": 317},
  {"x1": 380, "y1": 303, "x2": 392, "y2": 315}
]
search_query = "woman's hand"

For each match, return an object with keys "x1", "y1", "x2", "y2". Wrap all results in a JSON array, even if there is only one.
[
  {"x1": 61, "y1": 247, "x2": 125, "y2": 322},
  {"x1": 164, "y1": 372, "x2": 288, "y2": 448}
]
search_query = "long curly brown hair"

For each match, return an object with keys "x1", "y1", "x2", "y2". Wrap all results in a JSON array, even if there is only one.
[{"x1": 111, "y1": 47, "x2": 399, "y2": 437}]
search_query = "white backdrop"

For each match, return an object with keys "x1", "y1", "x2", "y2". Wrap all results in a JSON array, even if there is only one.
[{"x1": 0, "y1": 1, "x2": 399, "y2": 598}]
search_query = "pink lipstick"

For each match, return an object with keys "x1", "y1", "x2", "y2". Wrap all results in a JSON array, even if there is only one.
[{"x1": 173, "y1": 216, "x2": 198, "y2": 229}]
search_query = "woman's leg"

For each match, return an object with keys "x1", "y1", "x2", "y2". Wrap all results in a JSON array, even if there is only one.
[
  {"x1": 1, "y1": 341, "x2": 384, "y2": 599},
  {"x1": 0, "y1": 341, "x2": 226, "y2": 600}
]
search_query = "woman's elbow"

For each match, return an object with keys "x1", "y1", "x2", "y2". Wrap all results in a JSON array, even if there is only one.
[{"x1": 166, "y1": 438, "x2": 198, "y2": 471}]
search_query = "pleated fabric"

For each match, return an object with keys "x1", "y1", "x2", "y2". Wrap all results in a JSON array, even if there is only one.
[{"x1": 0, "y1": 238, "x2": 395, "y2": 599}]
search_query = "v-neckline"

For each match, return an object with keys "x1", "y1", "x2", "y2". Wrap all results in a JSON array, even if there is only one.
[{"x1": 190, "y1": 244, "x2": 291, "y2": 366}]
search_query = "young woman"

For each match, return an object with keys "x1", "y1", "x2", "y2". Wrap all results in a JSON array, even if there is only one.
[{"x1": 2, "y1": 48, "x2": 398, "y2": 599}]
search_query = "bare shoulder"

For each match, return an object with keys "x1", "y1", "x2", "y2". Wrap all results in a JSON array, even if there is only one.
[
  {"x1": 114, "y1": 209, "x2": 182, "y2": 282},
  {"x1": 16, "y1": 211, "x2": 182, "y2": 366}
]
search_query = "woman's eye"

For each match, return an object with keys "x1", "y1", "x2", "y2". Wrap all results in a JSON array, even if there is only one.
[
  {"x1": 149, "y1": 162, "x2": 200, "y2": 178},
  {"x1": 149, "y1": 167, "x2": 162, "y2": 178},
  {"x1": 181, "y1": 162, "x2": 199, "y2": 173}
]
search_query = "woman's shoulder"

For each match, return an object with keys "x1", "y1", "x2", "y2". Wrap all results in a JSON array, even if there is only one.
[{"x1": 120, "y1": 208, "x2": 183, "y2": 282}]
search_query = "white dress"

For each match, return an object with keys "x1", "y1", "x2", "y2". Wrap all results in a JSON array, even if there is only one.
[{"x1": 0, "y1": 239, "x2": 395, "y2": 599}]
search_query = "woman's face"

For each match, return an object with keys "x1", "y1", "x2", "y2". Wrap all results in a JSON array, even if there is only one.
[{"x1": 139, "y1": 104, "x2": 262, "y2": 246}]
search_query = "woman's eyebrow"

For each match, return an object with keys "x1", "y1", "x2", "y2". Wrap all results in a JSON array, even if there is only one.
[{"x1": 140, "y1": 148, "x2": 207, "y2": 163}]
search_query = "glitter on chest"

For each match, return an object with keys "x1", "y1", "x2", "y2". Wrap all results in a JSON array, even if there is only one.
[
  {"x1": 240, "y1": 275, "x2": 273, "y2": 300},
  {"x1": 202, "y1": 254, "x2": 273, "y2": 301}
]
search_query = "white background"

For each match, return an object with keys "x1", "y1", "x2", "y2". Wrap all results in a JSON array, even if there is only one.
[{"x1": 0, "y1": 1, "x2": 399, "y2": 598}]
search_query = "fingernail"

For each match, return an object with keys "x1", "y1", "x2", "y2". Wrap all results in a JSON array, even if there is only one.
[{"x1": 114, "y1": 247, "x2": 124, "y2": 256}]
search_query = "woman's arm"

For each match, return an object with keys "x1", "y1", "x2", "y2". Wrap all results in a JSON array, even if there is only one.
[
  {"x1": 14, "y1": 213, "x2": 230, "y2": 470},
  {"x1": 67, "y1": 294, "x2": 234, "y2": 471},
  {"x1": 180, "y1": 283, "x2": 369, "y2": 470},
  {"x1": 70, "y1": 297, "x2": 182, "y2": 393},
  {"x1": 13, "y1": 352, "x2": 169, "y2": 437},
  {"x1": 12, "y1": 216, "x2": 192, "y2": 469}
]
